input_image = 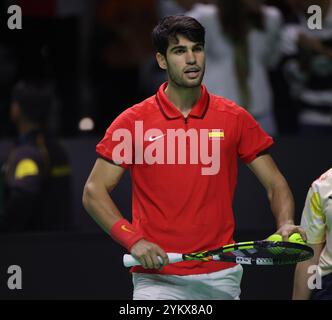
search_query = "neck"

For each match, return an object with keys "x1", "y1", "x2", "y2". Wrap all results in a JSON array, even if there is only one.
[{"x1": 165, "y1": 82, "x2": 201, "y2": 117}]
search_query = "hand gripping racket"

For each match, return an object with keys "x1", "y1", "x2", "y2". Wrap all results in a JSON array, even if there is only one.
[{"x1": 123, "y1": 240, "x2": 314, "y2": 267}]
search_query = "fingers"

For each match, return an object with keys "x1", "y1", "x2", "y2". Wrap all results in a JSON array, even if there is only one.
[
  {"x1": 135, "y1": 252, "x2": 157, "y2": 269},
  {"x1": 130, "y1": 240, "x2": 168, "y2": 270},
  {"x1": 276, "y1": 224, "x2": 308, "y2": 242},
  {"x1": 137, "y1": 254, "x2": 161, "y2": 269},
  {"x1": 161, "y1": 252, "x2": 170, "y2": 266},
  {"x1": 148, "y1": 248, "x2": 169, "y2": 269},
  {"x1": 295, "y1": 226, "x2": 307, "y2": 242},
  {"x1": 281, "y1": 230, "x2": 289, "y2": 242},
  {"x1": 144, "y1": 255, "x2": 155, "y2": 269},
  {"x1": 136, "y1": 255, "x2": 149, "y2": 269},
  {"x1": 287, "y1": 227, "x2": 307, "y2": 242},
  {"x1": 155, "y1": 248, "x2": 170, "y2": 268}
]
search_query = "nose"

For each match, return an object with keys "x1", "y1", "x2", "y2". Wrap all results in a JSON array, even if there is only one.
[{"x1": 186, "y1": 50, "x2": 196, "y2": 65}]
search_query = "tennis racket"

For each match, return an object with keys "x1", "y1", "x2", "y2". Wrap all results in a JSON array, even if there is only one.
[{"x1": 123, "y1": 240, "x2": 314, "y2": 267}]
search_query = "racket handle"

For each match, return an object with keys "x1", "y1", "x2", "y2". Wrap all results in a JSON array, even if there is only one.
[{"x1": 123, "y1": 253, "x2": 183, "y2": 267}]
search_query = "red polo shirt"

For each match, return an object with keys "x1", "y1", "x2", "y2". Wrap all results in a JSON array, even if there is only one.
[{"x1": 96, "y1": 82, "x2": 274, "y2": 275}]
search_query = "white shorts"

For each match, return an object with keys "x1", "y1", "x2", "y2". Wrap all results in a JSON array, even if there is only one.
[{"x1": 132, "y1": 264, "x2": 243, "y2": 300}]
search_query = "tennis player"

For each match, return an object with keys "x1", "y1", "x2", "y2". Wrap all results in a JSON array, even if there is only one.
[
  {"x1": 293, "y1": 168, "x2": 332, "y2": 300},
  {"x1": 83, "y1": 15, "x2": 305, "y2": 300}
]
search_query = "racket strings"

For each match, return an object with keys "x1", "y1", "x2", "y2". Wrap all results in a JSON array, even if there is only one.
[
  {"x1": 236, "y1": 246, "x2": 311, "y2": 265},
  {"x1": 204, "y1": 241, "x2": 313, "y2": 265}
]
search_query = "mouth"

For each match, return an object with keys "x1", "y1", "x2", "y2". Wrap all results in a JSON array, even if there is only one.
[{"x1": 184, "y1": 67, "x2": 201, "y2": 79}]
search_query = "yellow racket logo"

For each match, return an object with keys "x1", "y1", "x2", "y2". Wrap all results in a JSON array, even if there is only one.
[
  {"x1": 186, "y1": 251, "x2": 213, "y2": 261},
  {"x1": 121, "y1": 225, "x2": 134, "y2": 233}
]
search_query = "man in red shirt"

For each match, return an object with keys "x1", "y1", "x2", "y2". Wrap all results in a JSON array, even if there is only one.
[{"x1": 83, "y1": 15, "x2": 305, "y2": 299}]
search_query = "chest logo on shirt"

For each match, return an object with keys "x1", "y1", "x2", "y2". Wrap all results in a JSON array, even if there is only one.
[
  {"x1": 148, "y1": 134, "x2": 166, "y2": 142},
  {"x1": 208, "y1": 130, "x2": 225, "y2": 140},
  {"x1": 111, "y1": 121, "x2": 225, "y2": 176}
]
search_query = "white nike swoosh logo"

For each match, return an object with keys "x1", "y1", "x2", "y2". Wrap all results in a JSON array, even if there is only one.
[{"x1": 148, "y1": 134, "x2": 165, "y2": 142}]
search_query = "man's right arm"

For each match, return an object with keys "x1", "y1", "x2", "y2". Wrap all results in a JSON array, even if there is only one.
[
  {"x1": 82, "y1": 158, "x2": 169, "y2": 269},
  {"x1": 83, "y1": 158, "x2": 126, "y2": 231}
]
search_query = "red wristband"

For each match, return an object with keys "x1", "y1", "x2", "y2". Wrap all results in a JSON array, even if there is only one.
[{"x1": 109, "y1": 218, "x2": 144, "y2": 251}]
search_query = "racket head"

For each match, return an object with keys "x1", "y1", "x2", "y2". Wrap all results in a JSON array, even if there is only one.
[{"x1": 183, "y1": 241, "x2": 314, "y2": 266}]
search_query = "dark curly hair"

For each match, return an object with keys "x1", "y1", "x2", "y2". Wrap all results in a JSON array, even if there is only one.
[
  {"x1": 152, "y1": 15, "x2": 205, "y2": 56},
  {"x1": 11, "y1": 80, "x2": 54, "y2": 124}
]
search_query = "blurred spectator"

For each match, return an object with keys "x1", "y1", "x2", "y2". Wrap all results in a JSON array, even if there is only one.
[
  {"x1": 280, "y1": 0, "x2": 332, "y2": 135},
  {"x1": 90, "y1": 0, "x2": 158, "y2": 133},
  {"x1": 0, "y1": 1, "x2": 19, "y2": 137},
  {"x1": 157, "y1": 0, "x2": 210, "y2": 17},
  {"x1": 0, "y1": 80, "x2": 72, "y2": 232},
  {"x1": 0, "y1": 46, "x2": 17, "y2": 137},
  {"x1": 266, "y1": 0, "x2": 304, "y2": 23},
  {"x1": 9, "y1": 0, "x2": 85, "y2": 136},
  {"x1": 186, "y1": 0, "x2": 283, "y2": 136},
  {"x1": 265, "y1": 0, "x2": 305, "y2": 134}
]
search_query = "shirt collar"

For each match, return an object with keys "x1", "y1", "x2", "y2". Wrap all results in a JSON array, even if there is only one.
[{"x1": 156, "y1": 82, "x2": 210, "y2": 120}]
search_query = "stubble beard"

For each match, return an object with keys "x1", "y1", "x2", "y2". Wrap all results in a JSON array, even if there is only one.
[{"x1": 167, "y1": 64, "x2": 205, "y2": 89}]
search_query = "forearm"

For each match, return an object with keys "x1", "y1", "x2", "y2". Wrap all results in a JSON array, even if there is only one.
[
  {"x1": 268, "y1": 178, "x2": 295, "y2": 228},
  {"x1": 247, "y1": 155, "x2": 295, "y2": 228},
  {"x1": 82, "y1": 182, "x2": 123, "y2": 233}
]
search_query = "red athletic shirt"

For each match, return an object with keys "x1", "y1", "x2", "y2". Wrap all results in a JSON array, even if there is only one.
[{"x1": 96, "y1": 82, "x2": 274, "y2": 275}]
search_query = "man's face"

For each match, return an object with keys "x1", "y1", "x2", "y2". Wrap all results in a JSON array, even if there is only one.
[{"x1": 157, "y1": 35, "x2": 205, "y2": 88}]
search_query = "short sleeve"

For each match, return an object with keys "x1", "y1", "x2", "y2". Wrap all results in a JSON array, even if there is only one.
[
  {"x1": 96, "y1": 109, "x2": 134, "y2": 169},
  {"x1": 237, "y1": 109, "x2": 274, "y2": 164},
  {"x1": 301, "y1": 183, "x2": 327, "y2": 244}
]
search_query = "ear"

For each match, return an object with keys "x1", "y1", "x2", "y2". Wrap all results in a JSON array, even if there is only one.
[{"x1": 156, "y1": 52, "x2": 167, "y2": 70}]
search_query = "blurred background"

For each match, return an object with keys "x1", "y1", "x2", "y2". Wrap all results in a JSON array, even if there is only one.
[{"x1": 0, "y1": 0, "x2": 332, "y2": 299}]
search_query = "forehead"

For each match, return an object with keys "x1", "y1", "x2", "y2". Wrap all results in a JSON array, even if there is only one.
[{"x1": 168, "y1": 34, "x2": 201, "y2": 49}]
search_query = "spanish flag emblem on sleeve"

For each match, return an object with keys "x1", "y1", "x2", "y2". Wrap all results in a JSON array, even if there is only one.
[{"x1": 208, "y1": 130, "x2": 225, "y2": 140}]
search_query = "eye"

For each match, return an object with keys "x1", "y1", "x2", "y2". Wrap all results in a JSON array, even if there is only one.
[
  {"x1": 174, "y1": 49, "x2": 185, "y2": 54},
  {"x1": 194, "y1": 46, "x2": 203, "y2": 52}
]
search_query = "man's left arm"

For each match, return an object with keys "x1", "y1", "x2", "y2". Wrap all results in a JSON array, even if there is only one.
[{"x1": 247, "y1": 154, "x2": 306, "y2": 241}]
